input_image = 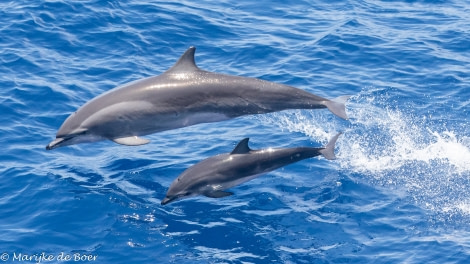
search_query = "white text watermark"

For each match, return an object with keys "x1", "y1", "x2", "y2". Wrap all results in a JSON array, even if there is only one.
[{"x1": 1, "y1": 252, "x2": 98, "y2": 263}]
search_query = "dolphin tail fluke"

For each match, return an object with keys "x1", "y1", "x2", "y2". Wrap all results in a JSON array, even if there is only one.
[
  {"x1": 319, "y1": 133, "x2": 342, "y2": 160},
  {"x1": 324, "y1": 96, "x2": 351, "y2": 120}
]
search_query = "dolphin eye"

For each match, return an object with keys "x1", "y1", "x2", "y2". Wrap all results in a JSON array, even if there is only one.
[
  {"x1": 62, "y1": 130, "x2": 88, "y2": 141},
  {"x1": 178, "y1": 192, "x2": 191, "y2": 198},
  {"x1": 73, "y1": 130, "x2": 88, "y2": 137}
]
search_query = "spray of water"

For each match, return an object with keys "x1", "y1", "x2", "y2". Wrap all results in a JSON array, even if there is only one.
[{"x1": 260, "y1": 88, "x2": 470, "y2": 223}]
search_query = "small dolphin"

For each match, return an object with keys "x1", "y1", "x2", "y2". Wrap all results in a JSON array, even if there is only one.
[
  {"x1": 46, "y1": 47, "x2": 349, "y2": 150},
  {"x1": 161, "y1": 133, "x2": 341, "y2": 205}
]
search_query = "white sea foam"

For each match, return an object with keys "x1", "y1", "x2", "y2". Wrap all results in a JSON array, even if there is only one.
[
  {"x1": 339, "y1": 107, "x2": 470, "y2": 176},
  {"x1": 260, "y1": 90, "x2": 470, "y2": 221}
]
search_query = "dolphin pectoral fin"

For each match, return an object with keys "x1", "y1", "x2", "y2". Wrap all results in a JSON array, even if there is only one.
[
  {"x1": 324, "y1": 96, "x2": 351, "y2": 120},
  {"x1": 319, "y1": 132, "x2": 342, "y2": 160},
  {"x1": 203, "y1": 190, "x2": 234, "y2": 199},
  {"x1": 112, "y1": 136, "x2": 150, "y2": 146}
]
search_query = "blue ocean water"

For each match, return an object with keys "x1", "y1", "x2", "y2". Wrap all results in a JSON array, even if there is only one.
[{"x1": 1, "y1": 0, "x2": 469, "y2": 263}]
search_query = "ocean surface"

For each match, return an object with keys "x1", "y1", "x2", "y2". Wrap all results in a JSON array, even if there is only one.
[{"x1": 1, "y1": 0, "x2": 469, "y2": 263}]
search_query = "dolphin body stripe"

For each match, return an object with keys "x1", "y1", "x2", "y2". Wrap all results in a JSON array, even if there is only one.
[
  {"x1": 46, "y1": 47, "x2": 349, "y2": 150},
  {"x1": 161, "y1": 133, "x2": 342, "y2": 205}
]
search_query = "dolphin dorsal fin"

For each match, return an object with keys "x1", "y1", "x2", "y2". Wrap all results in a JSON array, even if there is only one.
[
  {"x1": 230, "y1": 138, "x2": 251, "y2": 155},
  {"x1": 166, "y1": 46, "x2": 199, "y2": 73}
]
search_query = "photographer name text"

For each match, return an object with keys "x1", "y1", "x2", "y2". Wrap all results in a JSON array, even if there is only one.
[{"x1": 1, "y1": 252, "x2": 97, "y2": 263}]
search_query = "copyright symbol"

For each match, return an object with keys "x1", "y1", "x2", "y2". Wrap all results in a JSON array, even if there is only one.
[{"x1": 1, "y1": 253, "x2": 9, "y2": 261}]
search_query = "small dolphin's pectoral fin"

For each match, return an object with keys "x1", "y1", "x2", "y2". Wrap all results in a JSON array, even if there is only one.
[
  {"x1": 324, "y1": 96, "x2": 351, "y2": 120},
  {"x1": 203, "y1": 190, "x2": 234, "y2": 199},
  {"x1": 319, "y1": 133, "x2": 342, "y2": 160},
  {"x1": 230, "y1": 138, "x2": 251, "y2": 155},
  {"x1": 112, "y1": 136, "x2": 150, "y2": 146}
]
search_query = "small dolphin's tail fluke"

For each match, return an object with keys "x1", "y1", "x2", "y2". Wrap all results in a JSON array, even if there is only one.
[
  {"x1": 324, "y1": 96, "x2": 351, "y2": 120},
  {"x1": 319, "y1": 133, "x2": 342, "y2": 160}
]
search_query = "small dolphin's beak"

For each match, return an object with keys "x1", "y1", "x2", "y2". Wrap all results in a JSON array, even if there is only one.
[
  {"x1": 46, "y1": 138, "x2": 65, "y2": 150},
  {"x1": 161, "y1": 197, "x2": 174, "y2": 206}
]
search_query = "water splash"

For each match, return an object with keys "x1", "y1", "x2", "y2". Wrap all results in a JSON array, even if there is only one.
[
  {"x1": 340, "y1": 102, "x2": 470, "y2": 176},
  {"x1": 260, "y1": 88, "x2": 470, "y2": 223}
]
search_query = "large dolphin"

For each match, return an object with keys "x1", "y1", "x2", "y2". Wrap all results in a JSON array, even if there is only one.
[
  {"x1": 161, "y1": 133, "x2": 341, "y2": 205},
  {"x1": 46, "y1": 47, "x2": 349, "y2": 150}
]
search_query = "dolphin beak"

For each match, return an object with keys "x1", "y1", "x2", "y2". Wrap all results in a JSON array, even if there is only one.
[
  {"x1": 46, "y1": 138, "x2": 65, "y2": 150},
  {"x1": 161, "y1": 197, "x2": 174, "y2": 205}
]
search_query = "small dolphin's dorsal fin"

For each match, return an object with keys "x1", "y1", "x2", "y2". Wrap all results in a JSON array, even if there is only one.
[
  {"x1": 230, "y1": 138, "x2": 251, "y2": 155},
  {"x1": 166, "y1": 46, "x2": 199, "y2": 73}
]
